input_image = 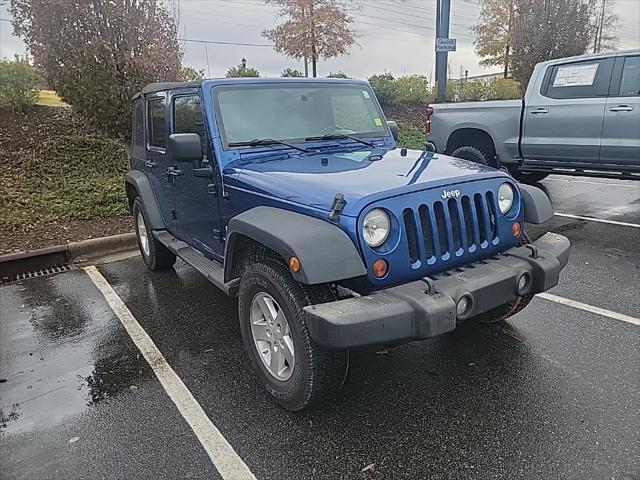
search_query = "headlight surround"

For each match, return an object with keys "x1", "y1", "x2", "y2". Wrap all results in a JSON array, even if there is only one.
[
  {"x1": 363, "y1": 209, "x2": 391, "y2": 247},
  {"x1": 498, "y1": 183, "x2": 515, "y2": 214}
]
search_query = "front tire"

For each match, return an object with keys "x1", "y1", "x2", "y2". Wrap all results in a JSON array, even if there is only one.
[
  {"x1": 132, "y1": 197, "x2": 176, "y2": 271},
  {"x1": 238, "y1": 259, "x2": 348, "y2": 411},
  {"x1": 473, "y1": 295, "x2": 533, "y2": 324}
]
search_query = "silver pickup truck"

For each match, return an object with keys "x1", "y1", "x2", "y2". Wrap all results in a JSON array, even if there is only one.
[{"x1": 427, "y1": 50, "x2": 640, "y2": 182}]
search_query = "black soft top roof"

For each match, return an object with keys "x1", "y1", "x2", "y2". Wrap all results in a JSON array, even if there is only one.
[{"x1": 133, "y1": 80, "x2": 204, "y2": 99}]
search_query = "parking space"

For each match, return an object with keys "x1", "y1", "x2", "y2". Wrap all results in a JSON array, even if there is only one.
[{"x1": 1, "y1": 176, "x2": 639, "y2": 480}]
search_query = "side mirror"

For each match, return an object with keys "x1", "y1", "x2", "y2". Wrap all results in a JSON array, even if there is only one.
[
  {"x1": 387, "y1": 120, "x2": 399, "y2": 142},
  {"x1": 168, "y1": 133, "x2": 202, "y2": 163}
]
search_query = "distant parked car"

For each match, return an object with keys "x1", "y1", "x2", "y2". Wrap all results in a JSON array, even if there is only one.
[{"x1": 427, "y1": 50, "x2": 640, "y2": 182}]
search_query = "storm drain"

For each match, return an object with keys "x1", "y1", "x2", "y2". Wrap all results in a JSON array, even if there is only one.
[{"x1": 1, "y1": 264, "x2": 74, "y2": 285}]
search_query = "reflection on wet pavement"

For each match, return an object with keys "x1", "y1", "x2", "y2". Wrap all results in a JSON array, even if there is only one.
[{"x1": 0, "y1": 271, "x2": 152, "y2": 434}]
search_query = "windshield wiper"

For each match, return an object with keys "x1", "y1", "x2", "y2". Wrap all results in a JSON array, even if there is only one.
[
  {"x1": 228, "y1": 138, "x2": 309, "y2": 153},
  {"x1": 304, "y1": 133, "x2": 374, "y2": 148}
]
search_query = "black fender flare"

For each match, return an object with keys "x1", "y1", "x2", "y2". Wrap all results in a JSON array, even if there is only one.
[
  {"x1": 224, "y1": 207, "x2": 367, "y2": 285},
  {"x1": 518, "y1": 183, "x2": 554, "y2": 224},
  {"x1": 124, "y1": 171, "x2": 165, "y2": 230}
]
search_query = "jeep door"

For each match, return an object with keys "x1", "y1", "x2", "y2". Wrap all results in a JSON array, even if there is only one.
[
  {"x1": 521, "y1": 56, "x2": 614, "y2": 165},
  {"x1": 168, "y1": 91, "x2": 224, "y2": 258},
  {"x1": 145, "y1": 94, "x2": 176, "y2": 230},
  {"x1": 600, "y1": 54, "x2": 640, "y2": 167}
]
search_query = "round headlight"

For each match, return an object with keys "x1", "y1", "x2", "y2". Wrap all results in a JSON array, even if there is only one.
[
  {"x1": 363, "y1": 209, "x2": 390, "y2": 247},
  {"x1": 498, "y1": 183, "x2": 515, "y2": 214}
]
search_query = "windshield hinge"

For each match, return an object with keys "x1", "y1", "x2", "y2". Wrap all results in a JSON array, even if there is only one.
[{"x1": 327, "y1": 193, "x2": 347, "y2": 222}]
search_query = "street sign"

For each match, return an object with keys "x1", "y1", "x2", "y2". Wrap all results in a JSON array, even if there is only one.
[{"x1": 435, "y1": 37, "x2": 456, "y2": 52}]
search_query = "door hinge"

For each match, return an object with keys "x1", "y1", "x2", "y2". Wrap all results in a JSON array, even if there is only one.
[
  {"x1": 170, "y1": 209, "x2": 177, "y2": 220},
  {"x1": 207, "y1": 183, "x2": 218, "y2": 196}
]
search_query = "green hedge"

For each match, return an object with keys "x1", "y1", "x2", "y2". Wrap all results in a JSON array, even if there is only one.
[{"x1": 0, "y1": 60, "x2": 40, "y2": 110}]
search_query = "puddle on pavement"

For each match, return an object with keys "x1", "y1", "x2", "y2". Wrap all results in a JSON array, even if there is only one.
[{"x1": 0, "y1": 270, "x2": 153, "y2": 434}]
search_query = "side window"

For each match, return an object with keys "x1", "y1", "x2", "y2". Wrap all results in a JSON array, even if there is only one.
[
  {"x1": 174, "y1": 95, "x2": 207, "y2": 154},
  {"x1": 148, "y1": 98, "x2": 167, "y2": 149},
  {"x1": 131, "y1": 99, "x2": 145, "y2": 158},
  {"x1": 619, "y1": 56, "x2": 640, "y2": 96},
  {"x1": 543, "y1": 58, "x2": 612, "y2": 99}
]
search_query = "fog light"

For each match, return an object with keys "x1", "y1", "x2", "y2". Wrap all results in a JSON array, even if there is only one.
[
  {"x1": 372, "y1": 259, "x2": 388, "y2": 278},
  {"x1": 517, "y1": 272, "x2": 531, "y2": 295},
  {"x1": 456, "y1": 295, "x2": 472, "y2": 317}
]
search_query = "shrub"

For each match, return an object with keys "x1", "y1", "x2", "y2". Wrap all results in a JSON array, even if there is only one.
[
  {"x1": 394, "y1": 75, "x2": 430, "y2": 103},
  {"x1": 226, "y1": 61, "x2": 260, "y2": 78},
  {"x1": 10, "y1": 0, "x2": 182, "y2": 137},
  {"x1": 181, "y1": 66, "x2": 205, "y2": 81},
  {"x1": 327, "y1": 71, "x2": 350, "y2": 78},
  {"x1": 0, "y1": 59, "x2": 40, "y2": 110},
  {"x1": 462, "y1": 80, "x2": 489, "y2": 101},
  {"x1": 368, "y1": 72, "x2": 396, "y2": 105},
  {"x1": 281, "y1": 68, "x2": 304, "y2": 77},
  {"x1": 487, "y1": 77, "x2": 522, "y2": 100}
]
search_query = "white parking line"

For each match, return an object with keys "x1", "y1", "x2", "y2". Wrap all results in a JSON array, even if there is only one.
[
  {"x1": 537, "y1": 292, "x2": 640, "y2": 326},
  {"x1": 554, "y1": 212, "x2": 640, "y2": 228},
  {"x1": 83, "y1": 266, "x2": 256, "y2": 480}
]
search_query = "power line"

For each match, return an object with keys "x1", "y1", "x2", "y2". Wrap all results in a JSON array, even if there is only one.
[{"x1": 179, "y1": 37, "x2": 272, "y2": 47}]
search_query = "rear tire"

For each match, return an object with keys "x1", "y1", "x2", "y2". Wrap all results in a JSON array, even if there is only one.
[
  {"x1": 450, "y1": 145, "x2": 496, "y2": 167},
  {"x1": 473, "y1": 295, "x2": 533, "y2": 324},
  {"x1": 132, "y1": 197, "x2": 176, "y2": 271},
  {"x1": 507, "y1": 168, "x2": 549, "y2": 183},
  {"x1": 238, "y1": 259, "x2": 348, "y2": 411}
]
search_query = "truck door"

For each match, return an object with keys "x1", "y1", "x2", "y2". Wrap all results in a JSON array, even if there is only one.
[
  {"x1": 601, "y1": 55, "x2": 640, "y2": 168},
  {"x1": 521, "y1": 57, "x2": 614, "y2": 165},
  {"x1": 169, "y1": 91, "x2": 224, "y2": 258},
  {"x1": 145, "y1": 94, "x2": 176, "y2": 230}
]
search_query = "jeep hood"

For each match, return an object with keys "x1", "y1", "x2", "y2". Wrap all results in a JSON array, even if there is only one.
[{"x1": 227, "y1": 148, "x2": 507, "y2": 217}]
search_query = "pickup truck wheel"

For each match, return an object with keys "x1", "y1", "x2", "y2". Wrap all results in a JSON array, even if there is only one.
[
  {"x1": 473, "y1": 294, "x2": 533, "y2": 324},
  {"x1": 450, "y1": 145, "x2": 496, "y2": 167},
  {"x1": 132, "y1": 198, "x2": 176, "y2": 271},
  {"x1": 507, "y1": 169, "x2": 549, "y2": 184},
  {"x1": 238, "y1": 259, "x2": 349, "y2": 411}
]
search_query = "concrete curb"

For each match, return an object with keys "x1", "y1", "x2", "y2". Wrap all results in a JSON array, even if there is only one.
[{"x1": 0, "y1": 232, "x2": 137, "y2": 280}]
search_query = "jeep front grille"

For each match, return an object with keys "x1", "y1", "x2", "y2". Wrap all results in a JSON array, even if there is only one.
[{"x1": 402, "y1": 192, "x2": 498, "y2": 264}]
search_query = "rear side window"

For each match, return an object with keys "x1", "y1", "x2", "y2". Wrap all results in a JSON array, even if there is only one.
[
  {"x1": 148, "y1": 98, "x2": 166, "y2": 149},
  {"x1": 619, "y1": 56, "x2": 640, "y2": 96},
  {"x1": 132, "y1": 99, "x2": 145, "y2": 158},
  {"x1": 542, "y1": 58, "x2": 613, "y2": 99}
]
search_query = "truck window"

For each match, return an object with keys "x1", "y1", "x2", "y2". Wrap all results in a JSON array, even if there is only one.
[
  {"x1": 148, "y1": 98, "x2": 166, "y2": 149},
  {"x1": 174, "y1": 95, "x2": 207, "y2": 154},
  {"x1": 132, "y1": 99, "x2": 145, "y2": 159},
  {"x1": 619, "y1": 56, "x2": 640, "y2": 96},
  {"x1": 543, "y1": 58, "x2": 613, "y2": 99}
]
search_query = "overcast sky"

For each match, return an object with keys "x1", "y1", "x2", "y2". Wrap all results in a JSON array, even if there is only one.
[{"x1": 1, "y1": 0, "x2": 639, "y2": 80}]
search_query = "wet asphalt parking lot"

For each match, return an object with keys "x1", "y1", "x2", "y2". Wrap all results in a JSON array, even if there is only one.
[{"x1": 1, "y1": 175, "x2": 639, "y2": 480}]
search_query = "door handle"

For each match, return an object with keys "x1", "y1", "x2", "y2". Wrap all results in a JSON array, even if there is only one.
[
  {"x1": 530, "y1": 108, "x2": 549, "y2": 115},
  {"x1": 144, "y1": 160, "x2": 156, "y2": 168},
  {"x1": 609, "y1": 105, "x2": 634, "y2": 112}
]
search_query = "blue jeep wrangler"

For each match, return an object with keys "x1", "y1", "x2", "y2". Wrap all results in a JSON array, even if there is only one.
[{"x1": 126, "y1": 78, "x2": 570, "y2": 410}]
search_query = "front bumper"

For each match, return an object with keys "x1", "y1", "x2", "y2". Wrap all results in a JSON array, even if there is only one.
[{"x1": 304, "y1": 232, "x2": 570, "y2": 348}]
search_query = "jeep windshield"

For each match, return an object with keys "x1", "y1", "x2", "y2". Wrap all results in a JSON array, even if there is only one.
[{"x1": 215, "y1": 83, "x2": 388, "y2": 149}]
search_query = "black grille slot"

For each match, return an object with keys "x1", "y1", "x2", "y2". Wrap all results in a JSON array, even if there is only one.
[
  {"x1": 433, "y1": 201, "x2": 448, "y2": 255},
  {"x1": 474, "y1": 193, "x2": 487, "y2": 244},
  {"x1": 403, "y1": 208, "x2": 419, "y2": 263},
  {"x1": 486, "y1": 191, "x2": 498, "y2": 239},
  {"x1": 461, "y1": 195, "x2": 475, "y2": 248},
  {"x1": 418, "y1": 205, "x2": 434, "y2": 258},
  {"x1": 447, "y1": 198, "x2": 462, "y2": 251}
]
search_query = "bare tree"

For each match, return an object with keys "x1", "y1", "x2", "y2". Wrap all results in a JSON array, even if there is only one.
[
  {"x1": 263, "y1": 0, "x2": 355, "y2": 78},
  {"x1": 511, "y1": 0, "x2": 594, "y2": 86},
  {"x1": 472, "y1": 0, "x2": 517, "y2": 78},
  {"x1": 592, "y1": 0, "x2": 619, "y2": 53}
]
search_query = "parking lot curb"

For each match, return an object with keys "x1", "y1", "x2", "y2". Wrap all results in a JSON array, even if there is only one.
[{"x1": 0, "y1": 232, "x2": 137, "y2": 281}]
